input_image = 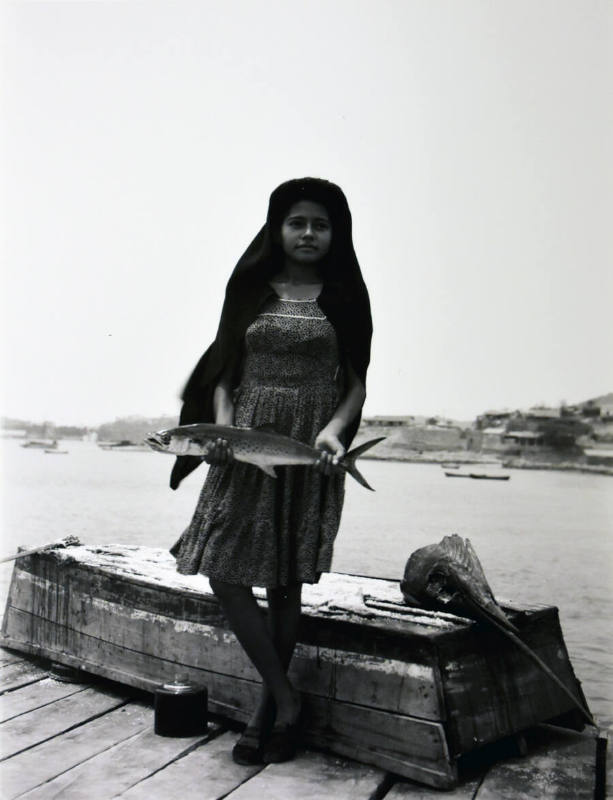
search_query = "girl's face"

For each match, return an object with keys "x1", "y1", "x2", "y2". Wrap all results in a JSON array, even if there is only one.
[{"x1": 280, "y1": 200, "x2": 332, "y2": 265}]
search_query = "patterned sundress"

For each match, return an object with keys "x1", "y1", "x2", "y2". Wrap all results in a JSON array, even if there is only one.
[{"x1": 170, "y1": 295, "x2": 346, "y2": 587}]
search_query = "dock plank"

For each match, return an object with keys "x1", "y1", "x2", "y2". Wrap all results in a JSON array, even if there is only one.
[
  {"x1": 0, "y1": 659, "x2": 47, "y2": 693},
  {"x1": 385, "y1": 776, "x2": 480, "y2": 798},
  {"x1": 0, "y1": 701, "x2": 152, "y2": 798},
  {"x1": 225, "y1": 750, "x2": 387, "y2": 800},
  {"x1": 0, "y1": 647, "x2": 25, "y2": 666},
  {"x1": 17, "y1": 717, "x2": 222, "y2": 799},
  {"x1": 119, "y1": 731, "x2": 261, "y2": 800},
  {"x1": 0, "y1": 684, "x2": 130, "y2": 759},
  {"x1": 477, "y1": 725, "x2": 598, "y2": 799},
  {"x1": 225, "y1": 748, "x2": 387, "y2": 800},
  {"x1": 0, "y1": 677, "x2": 88, "y2": 723}
]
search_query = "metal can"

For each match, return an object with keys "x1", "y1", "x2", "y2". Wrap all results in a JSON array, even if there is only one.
[{"x1": 154, "y1": 677, "x2": 208, "y2": 737}]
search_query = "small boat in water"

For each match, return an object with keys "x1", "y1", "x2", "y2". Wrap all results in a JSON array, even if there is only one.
[
  {"x1": 21, "y1": 440, "x2": 58, "y2": 449},
  {"x1": 469, "y1": 472, "x2": 510, "y2": 481},
  {"x1": 444, "y1": 470, "x2": 510, "y2": 480},
  {"x1": 44, "y1": 449, "x2": 69, "y2": 454}
]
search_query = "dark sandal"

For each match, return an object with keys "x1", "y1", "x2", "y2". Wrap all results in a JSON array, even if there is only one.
[
  {"x1": 232, "y1": 726, "x2": 264, "y2": 765},
  {"x1": 261, "y1": 720, "x2": 302, "y2": 763}
]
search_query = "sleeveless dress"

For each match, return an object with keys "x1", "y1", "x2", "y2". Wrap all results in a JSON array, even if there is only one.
[{"x1": 170, "y1": 296, "x2": 346, "y2": 587}]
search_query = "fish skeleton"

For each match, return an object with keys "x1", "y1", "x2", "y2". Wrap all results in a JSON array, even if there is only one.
[
  {"x1": 400, "y1": 534, "x2": 594, "y2": 726},
  {"x1": 145, "y1": 423, "x2": 385, "y2": 490}
]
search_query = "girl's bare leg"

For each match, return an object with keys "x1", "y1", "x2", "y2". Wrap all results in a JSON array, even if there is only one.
[
  {"x1": 209, "y1": 579, "x2": 301, "y2": 727},
  {"x1": 248, "y1": 583, "x2": 303, "y2": 729}
]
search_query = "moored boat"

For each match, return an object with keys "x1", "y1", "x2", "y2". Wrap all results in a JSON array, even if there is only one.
[
  {"x1": 469, "y1": 472, "x2": 511, "y2": 481},
  {"x1": 1, "y1": 543, "x2": 594, "y2": 789},
  {"x1": 444, "y1": 470, "x2": 511, "y2": 480}
]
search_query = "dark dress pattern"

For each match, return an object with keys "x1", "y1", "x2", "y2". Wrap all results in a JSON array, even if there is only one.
[{"x1": 170, "y1": 296, "x2": 346, "y2": 587}]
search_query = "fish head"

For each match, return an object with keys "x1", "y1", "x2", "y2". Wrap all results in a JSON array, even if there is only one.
[
  {"x1": 401, "y1": 535, "x2": 517, "y2": 631},
  {"x1": 144, "y1": 430, "x2": 172, "y2": 452},
  {"x1": 400, "y1": 545, "x2": 460, "y2": 609}
]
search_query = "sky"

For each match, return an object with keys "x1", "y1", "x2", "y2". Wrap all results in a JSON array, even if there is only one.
[{"x1": 1, "y1": 0, "x2": 611, "y2": 427}]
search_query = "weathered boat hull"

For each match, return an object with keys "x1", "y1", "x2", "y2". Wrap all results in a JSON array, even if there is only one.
[{"x1": 0, "y1": 544, "x2": 591, "y2": 789}]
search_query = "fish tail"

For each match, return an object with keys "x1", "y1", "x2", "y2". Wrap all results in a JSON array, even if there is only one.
[{"x1": 342, "y1": 437, "x2": 386, "y2": 490}]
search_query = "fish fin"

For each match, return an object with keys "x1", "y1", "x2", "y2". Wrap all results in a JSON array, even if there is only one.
[
  {"x1": 436, "y1": 535, "x2": 518, "y2": 632},
  {"x1": 441, "y1": 535, "x2": 495, "y2": 594},
  {"x1": 341, "y1": 437, "x2": 386, "y2": 490},
  {"x1": 257, "y1": 463, "x2": 278, "y2": 478}
]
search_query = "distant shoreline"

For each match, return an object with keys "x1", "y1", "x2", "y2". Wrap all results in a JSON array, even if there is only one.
[{"x1": 360, "y1": 450, "x2": 613, "y2": 476}]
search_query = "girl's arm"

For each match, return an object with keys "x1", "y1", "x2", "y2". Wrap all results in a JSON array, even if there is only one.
[
  {"x1": 212, "y1": 360, "x2": 236, "y2": 425},
  {"x1": 314, "y1": 360, "x2": 366, "y2": 471},
  {"x1": 205, "y1": 358, "x2": 237, "y2": 464}
]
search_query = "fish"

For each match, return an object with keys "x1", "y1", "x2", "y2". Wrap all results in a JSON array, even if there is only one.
[
  {"x1": 145, "y1": 423, "x2": 386, "y2": 490},
  {"x1": 400, "y1": 534, "x2": 595, "y2": 727}
]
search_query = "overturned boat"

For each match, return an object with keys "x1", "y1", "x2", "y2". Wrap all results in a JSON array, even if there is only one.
[{"x1": 1, "y1": 542, "x2": 595, "y2": 789}]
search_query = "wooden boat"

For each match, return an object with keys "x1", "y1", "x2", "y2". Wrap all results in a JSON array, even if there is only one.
[
  {"x1": 444, "y1": 471, "x2": 510, "y2": 480},
  {"x1": 1, "y1": 544, "x2": 593, "y2": 790},
  {"x1": 469, "y1": 473, "x2": 511, "y2": 481},
  {"x1": 21, "y1": 440, "x2": 57, "y2": 449},
  {"x1": 44, "y1": 449, "x2": 69, "y2": 454}
]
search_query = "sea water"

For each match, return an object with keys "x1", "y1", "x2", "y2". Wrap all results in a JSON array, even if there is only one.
[{"x1": 1, "y1": 439, "x2": 611, "y2": 726}]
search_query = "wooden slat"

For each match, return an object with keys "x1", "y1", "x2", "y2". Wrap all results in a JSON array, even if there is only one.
[
  {"x1": 477, "y1": 726, "x2": 598, "y2": 799},
  {"x1": 0, "y1": 677, "x2": 88, "y2": 722},
  {"x1": 119, "y1": 731, "x2": 262, "y2": 800},
  {"x1": 0, "y1": 701, "x2": 152, "y2": 798},
  {"x1": 222, "y1": 747, "x2": 387, "y2": 800},
  {"x1": 0, "y1": 647, "x2": 25, "y2": 666},
  {"x1": 385, "y1": 776, "x2": 480, "y2": 798},
  {"x1": 0, "y1": 659, "x2": 47, "y2": 694},
  {"x1": 16, "y1": 719, "x2": 222, "y2": 799},
  {"x1": 0, "y1": 684, "x2": 130, "y2": 759},
  {"x1": 302, "y1": 694, "x2": 457, "y2": 789}
]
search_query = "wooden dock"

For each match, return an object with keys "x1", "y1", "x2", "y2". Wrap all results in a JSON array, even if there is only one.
[{"x1": 1, "y1": 652, "x2": 607, "y2": 798}]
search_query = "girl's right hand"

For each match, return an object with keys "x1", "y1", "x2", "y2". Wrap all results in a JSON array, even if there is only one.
[{"x1": 203, "y1": 438, "x2": 234, "y2": 465}]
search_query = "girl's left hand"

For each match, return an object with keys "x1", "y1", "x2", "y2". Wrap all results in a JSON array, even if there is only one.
[{"x1": 314, "y1": 429, "x2": 346, "y2": 475}]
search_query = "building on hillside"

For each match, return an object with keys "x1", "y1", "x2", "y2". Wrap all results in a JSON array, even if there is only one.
[
  {"x1": 466, "y1": 427, "x2": 508, "y2": 452},
  {"x1": 596, "y1": 394, "x2": 613, "y2": 417},
  {"x1": 475, "y1": 410, "x2": 514, "y2": 430},
  {"x1": 363, "y1": 416, "x2": 415, "y2": 427},
  {"x1": 524, "y1": 406, "x2": 561, "y2": 420},
  {"x1": 503, "y1": 430, "x2": 545, "y2": 448},
  {"x1": 396, "y1": 425, "x2": 464, "y2": 452}
]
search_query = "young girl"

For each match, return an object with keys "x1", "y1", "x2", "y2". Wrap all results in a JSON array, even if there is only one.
[{"x1": 170, "y1": 177, "x2": 372, "y2": 764}]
